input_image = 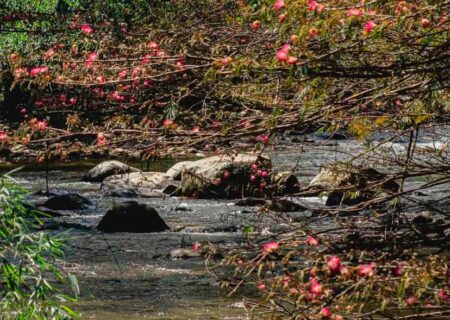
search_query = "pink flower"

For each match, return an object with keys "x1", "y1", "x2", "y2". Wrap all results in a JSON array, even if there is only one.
[
  {"x1": 364, "y1": 20, "x2": 376, "y2": 33},
  {"x1": 85, "y1": 52, "x2": 98, "y2": 68},
  {"x1": 327, "y1": 256, "x2": 341, "y2": 272},
  {"x1": 310, "y1": 280, "x2": 322, "y2": 295},
  {"x1": 36, "y1": 120, "x2": 47, "y2": 131},
  {"x1": 438, "y1": 290, "x2": 448, "y2": 301},
  {"x1": 251, "y1": 163, "x2": 258, "y2": 170},
  {"x1": 306, "y1": 236, "x2": 319, "y2": 246},
  {"x1": 163, "y1": 119, "x2": 174, "y2": 127},
  {"x1": 0, "y1": 131, "x2": 7, "y2": 142},
  {"x1": 340, "y1": 266, "x2": 349, "y2": 276},
  {"x1": 97, "y1": 132, "x2": 106, "y2": 146},
  {"x1": 262, "y1": 241, "x2": 280, "y2": 253},
  {"x1": 20, "y1": 108, "x2": 27, "y2": 115},
  {"x1": 274, "y1": 0, "x2": 285, "y2": 11},
  {"x1": 132, "y1": 67, "x2": 141, "y2": 78},
  {"x1": 261, "y1": 134, "x2": 269, "y2": 143},
  {"x1": 212, "y1": 120, "x2": 221, "y2": 128},
  {"x1": 308, "y1": 1, "x2": 324, "y2": 13},
  {"x1": 96, "y1": 75, "x2": 106, "y2": 84},
  {"x1": 142, "y1": 53, "x2": 151, "y2": 65},
  {"x1": 148, "y1": 41, "x2": 160, "y2": 52},
  {"x1": 192, "y1": 242, "x2": 201, "y2": 252},
  {"x1": 289, "y1": 288, "x2": 299, "y2": 295},
  {"x1": 250, "y1": 175, "x2": 256, "y2": 182},
  {"x1": 315, "y1": 3, "x2": 324, "y2": 13},
  {"x1": 111, "y1": 91, "x2": 125, "y2": 101},
  {"x1": 282, "y1": 276, "x2": 290, "y2": 288},
  {"x1": 192, "y1": 126, "x2": 200, "y2": 133},
  {"x1": 406, "y1": 296, "x2": 417, "y2": 306},
  {"x1": 258, "y1": 283, "x2": 266, "y2": 290},
  {"x1": 320, "y1": 307, "x2": 331, "y2": 318},
  {"x1": 81, "y1": 23, "x2": 94, "y2": 35},
  {"x1": 258, "y1": 170, "x2": 268, "y2": 177},
  {"x1": 223, "y1": 170, "x2": 231, "y2": 179},
  {"x1": 221, "y1": 56, "x2": 233, "y2": 66},
  {"x1": 347, "y1": 8, "x2": 363, "y2": 17},
  {"x1": 118, "y1": 69, "x2": 128, "y2": 79},
  {"x1": 30, "y1": 66, "x2": 48, "y2": 77},
  {"x1": 421, "y1": 18, "x2": 430, "y2": 28},
  {"x1": 358, "y1": 263, "x2": 375, "y2": 277},
  {"x1": 276, "y1": 49, "x2": 289, "y2": 62},
  {"x1": 69, "y1": 97, "x2": 77, "y2": 106},
  {"x1": 393, "y1": 265, "x2": 404, "y2": 276},
  {"x1": 251, "y1": 20, "x2": 261, "y2": 31}
]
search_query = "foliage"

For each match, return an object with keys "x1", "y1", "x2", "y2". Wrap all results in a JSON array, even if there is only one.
[
  {"x1": 0, "y1": 1, "x2": 449, "y2": 318},
  {"x1": 0, "y1": 175, "x2": 77, "y2": 319}
]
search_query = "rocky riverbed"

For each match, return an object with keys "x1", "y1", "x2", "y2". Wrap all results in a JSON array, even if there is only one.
[{"x1": 1, "y1": 127, "x2": 449, "y2": 319}]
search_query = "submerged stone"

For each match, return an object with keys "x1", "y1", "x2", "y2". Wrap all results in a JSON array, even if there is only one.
[
  {"x1": 83, "y1": 160, "x2": 140, "y2": 182},
  {"x1": 43, "y1": 193, "x2": 92, "y2": 210}
]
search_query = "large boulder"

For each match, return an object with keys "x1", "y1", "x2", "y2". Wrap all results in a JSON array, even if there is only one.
[
  {"x1": 180, "y1": 153, "x2": 272, "y2": 198},
  {"x1": 101, "y1": 172, "x2": 177, "y2": 197},
  {"x1": 83, "y1": 160, "x2": 141, "y2": 182},
  {"x1": 166, "y1": 161, "x2": 195, "y2": 180},
  {"x1": 309, "y1": 163, "x2": 399, "y2": 206},
  {"x1": 42, "y1": 193, "x2": 92, "y2": 210},
  {"x1": 97, "y1": 201, "x2": 170, "y2": 233}
]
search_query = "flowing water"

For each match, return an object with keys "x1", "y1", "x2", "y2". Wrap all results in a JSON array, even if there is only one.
[{"x1": 2, "y1": 126, "x2": 448, "y2": 319}]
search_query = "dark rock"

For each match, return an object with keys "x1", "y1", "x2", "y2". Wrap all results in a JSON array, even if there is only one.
[
  {"x1": 205, "y1": 225, "x2": 239, "y2": 233},
  {"x1": 97, "y1": 201, "x2": 170, "y2": 233},
  {"x1": 325, "y1": 191, "x2": 369, "y2": 207},
  {"x1": 174, "y1": 203, "x2": 193, "y2": 212},
  {"x1": 267, "y1": 199, "x2": 308, "y2": 212},
  {"x1": 412, "y1": 215, "x2": 433, "y2": 225},
  {"x1": 235, "y1": 198, "x2": 268, "y2": 206},
  {"x1": 83, "y1": 160, "x2": 140, "y2": 182},
  {"x1": 162, "y1": 184, "x2": 180, "y2": 196},
  {"x1": 42, "y1": 194, "x2": 92, "y2": 210},
  {"x1": 270, "y1": 171, "x2": 300, "y2": 195}
]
